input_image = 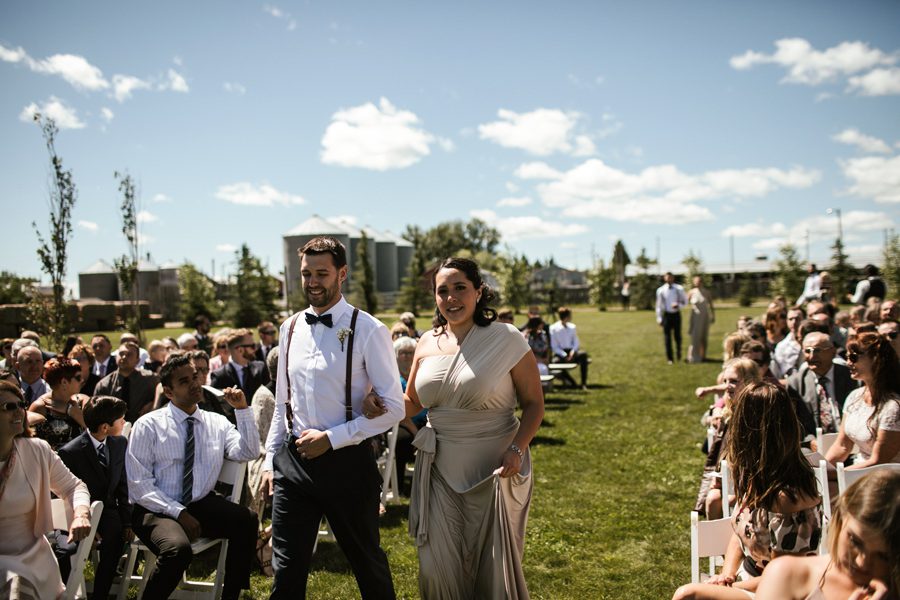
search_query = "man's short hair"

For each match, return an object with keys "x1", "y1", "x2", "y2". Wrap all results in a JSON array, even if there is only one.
[
  {"x1": 119, "y1": 341, "x2": 140, "y2": 357},
  {"x1": 798, "y1": 319, "x2": 830, "y2": 340},
  {"x1": 557, "y1": 306, "x2": 572, "y2": 320},
  {"x1": 83, "y1": 395, "x2": 127, "y2": 432},
  {"x1": 497, "y1": 309, "x2": 514, "y2": 322},
  {"x1": 864, "y1": 264, "x2": 879, "y2": 277},
  {"x1": 10, "y1": 338, "x2": 38, "y2": 360},
  {"x1": 299, "y1": 236, "x2": 347, "y2": 269},
  {"x1": 120, "y1": 332, "x2": 139, "y2": 345},
  {"x1": 185, "y1": 349, "x2": 210, "y2": 363},
  {"x1": 739, "y1": 340, "x2": 770, "y2": 363},
  {"x1": 194, "y1": 314, "x2": 210, "y2": 327},
  {"x1": 257, "y1": 321, "x2": 276, "y2": 333},
  {"x1": 177, "y1": 332, "x2": 198, "y2": 348},
  {"x1": 91, "y1": 334, "x2": 111, "y2": 344},
  {"x1": 226, "y1": 328, "x2": 254, "y2": 349},
  {"x1": 20, "y1": 330, "x2": 40, "y2": 344},
  {"x1": 159, "y1": 353, "x2": 193, "y2": 388}
]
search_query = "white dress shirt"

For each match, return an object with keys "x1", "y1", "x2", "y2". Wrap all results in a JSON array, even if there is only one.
[
  {"x1": 795, "y1": 274, "x2": 821, "y2": 306},
  {"x1": 772, "y1": 335, "x2": 801, "y2": 378},
  {"x1": 549, "y1": 321, "x2": 580, "y2": 359},
  {"x1": 21, "y1": 378, "x2": 48, "y2": 400},
  {"x1": 655, "y1": 283, "x2": 688, "y2": 323},
  {"x1": 263, "y1": 297, "x2": 404, "y2": 470},
  {"x1": 126, "y1": 402, "x2": 259, "y2": 518}
]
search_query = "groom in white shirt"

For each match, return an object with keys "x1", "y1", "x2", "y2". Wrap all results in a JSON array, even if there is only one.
[{"x1": 655, "y1": 272, "x2": 688, "y2": 364}]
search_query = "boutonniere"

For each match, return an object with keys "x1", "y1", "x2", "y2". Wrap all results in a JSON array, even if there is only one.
[{"x1": 337, "y1": 327, "x2": 353, "y2": 351}]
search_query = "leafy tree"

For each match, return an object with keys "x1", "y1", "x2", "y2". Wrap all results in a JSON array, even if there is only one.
[
  {"x1": 398, "y1": 227, "x2": 432, "y2": 316},
  {"x1": 178, "y1": 262, "x2": 219, "y2": 327},
  {"x1": 682, "y1": 250, "x2": 708, "y2": 287},
  {"x1": 738, "y1": 272, "x2": 755, "y2": 307},
  {"x1": 352, "y1": 230, "x2": 379, "y2": 314},
  {"x1": 113, "y1": 171, "x2": 141, "y2": 338},
  {"x1": 498, "y1": 253, "x2": 531, "y2": 313},
  {"x1": 404, "y1": 218, "x2": 501, "y2": 263},
  {"x1": 588, "y1": 259, "x2": 617, "y2": 311},
  {"x1": 883, "y1": 233, "x2": 900, "y2": 297},
  {"x1": 0, "y1": 271, "x2": 37, "y2": 304},
  {"x1": 30, "y1": 115, "x2": 77, "y2": 351},
  {"x1": 227, "y1": 244, "x2": 279, "y2": 327},
  {"x1": 634, "y1": 247, "x2": 656, "y2": 272},
  {"x1": 828, "y1": 237, "x2": 854, "y2": 299},
  {"x1": 769, "y1": 244, "x2": 805, "y2": 301},
  {"x1": 612, "y1": 240, "x2": 631, "y2": 285},
  {"x1": 628, "y1": 247, "x2": 659, "y2": 310}
]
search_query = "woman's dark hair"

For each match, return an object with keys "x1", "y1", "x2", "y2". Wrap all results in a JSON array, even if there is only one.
[
  {"x1": 525, "y1": 317, "x2": 544, "y2": 333},
  {"x1": 725, "y1": 382, "x2": 818, "y2": 511},
  {"x1": 0, "y1": 380, "x2": 34, "y2": 437},
  {"x1": 847, "y1": 331, "x2": 900, "y2": 438},
  {"x1": 431, "y1": 257, "x2": 497, "y2": 331},
  {"x1": 61, "y1": 336, "x2": 81, "y2": 358},
  {"x1": 43, "y1": 357, "x2": 82, "y2": 388}
]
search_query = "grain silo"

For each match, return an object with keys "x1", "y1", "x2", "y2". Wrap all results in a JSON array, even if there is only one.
[
  {"x1": 78, "y1": 260, "x2": 119, "y2": 301},
  {"x1": 361, "y1": 226, "x2": 398, "y2": 292},
  {"x1": 331, "y1": 218, "x2": 377, "y2": 288},
  {"x1": 282, "y1": 215, "x2": 351, "y2": 303},
  {"x1": 382, "y1": 230, "x2": 414, "y2": 287}
]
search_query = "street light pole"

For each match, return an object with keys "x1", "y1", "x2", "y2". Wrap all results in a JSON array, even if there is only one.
[{"x1": 826, "y1": 207, "x2": 843, "y2": 247}]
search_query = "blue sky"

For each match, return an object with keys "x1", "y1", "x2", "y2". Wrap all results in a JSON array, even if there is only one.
[{"x1": 3, "y1": 0, "x2": 899, "y2": 291}]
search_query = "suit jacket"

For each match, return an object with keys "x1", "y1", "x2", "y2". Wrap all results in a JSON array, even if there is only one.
[
  {"x1": 94, "y1": 369, "x2": 160, "y2": 423},
  {"x1": 254, "y1": 344, "x2": 274, "y2": 363},
  {"x1": 787, "y1": 362, "x2": 857, "y2": 438},
  {"x1": 58, "y1": 431, "x2": 131, "y2": 526},
  {"x1": 210, "y1": 360, "x2": 269, "y2": 402}
]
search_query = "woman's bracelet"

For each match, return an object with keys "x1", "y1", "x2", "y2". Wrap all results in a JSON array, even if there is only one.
[{"x1": 508, "y1": 443, "x2": 524, "y2": 459}]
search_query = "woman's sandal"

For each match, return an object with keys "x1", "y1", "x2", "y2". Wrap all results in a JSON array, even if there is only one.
[{"x1": 256, "y1": 526, "x2": 274, "y2": 577}]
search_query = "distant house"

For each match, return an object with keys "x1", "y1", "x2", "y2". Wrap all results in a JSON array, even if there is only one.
[{"x1": 530, "y1": 265, "x2": 590, "y2": 304}]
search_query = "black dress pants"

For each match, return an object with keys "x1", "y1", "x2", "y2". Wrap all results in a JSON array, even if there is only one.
[
  {"x1": 132, "y1": 493, "x2": 258, "y2": 600},
  {"x1": 269, "y1": 440, "x2": 395, "y2": 600},
  {"x1": 662, "y1": 311, "x2": 683, "y2": 361}
]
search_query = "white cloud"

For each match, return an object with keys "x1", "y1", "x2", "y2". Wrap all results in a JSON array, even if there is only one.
[
  {"x1": 846, "y1": 67, "x2": 900, "y2": 96},
  {"x1": 514, "y1": 161, "x2": 563, "y2": 180},
  {"x1": 0, "y1": 44, "x2": 27, "y2": 63},
  {"x1": 77, "y1": 220, "x2": 99, "y2": 233},
  {"x1": 224, "y1": 82, "x2": 246, "y2": 95},
  {"x1": 19, "y1": 97, "x2": 85, "y2": 129},
  {"x1": 505, "y1": 181, "x2": 519, "y2": 193},
  {"x1": 730, "y1": 211, "x2": 894, "y2": 251},
  {"x1": 730, "y1": 38, "x2": 897, "y2": 85},
  {"x1": 840, "y1": 155, "x2": 900, "y2": 203},
  {"x1": 162, "y1": 69, "x2": 189, "y2": 93},
  {"x1": 529, "y1": 159, "x2": 819, "y2": 225},
  {"x1": 263, "y1": 4, "x2": 297, "y2": 30},
  {"x1": 100, "y1": 107, "x2": 114, "y2": 122},
  {"x1": 112, "y1": 74, "x2": 151, "y2": 102},
  {"x1": 136, "y1": 210, "x2": 158, "y2": 224},
  {"x1": 1, "y1": 44, "x2": 109, "y2": 91},
  {"x1": 152, "y1": 193, "x2": 172, "y2": 203},
  {"x1": 216, "y1": 243, "x2": 237, "y2": 253},
  {"x1": 214, "y1": 182, "x2": 306, "y2": 206},
  {"x1": 478, "y1": 108, "x2": 598, "y2": 156},
  {"x1": 470, "y1": 209, "x2": 588, "y2": 241},
  {"x1": 497, "y1": 197, "x2": 533, "y2": 207},
  {"x1": 321, "y1": 97, "x2": 440, "y2": 171},
  {"x1": 832, "y1": 128, "x2": 892, "y2": 154},
  {"x1": 752, "y1": 237, "x2": 788, "y2": 251},
  {"x1": 722, "y1": 222, "x2": 788, "y2": 238}
]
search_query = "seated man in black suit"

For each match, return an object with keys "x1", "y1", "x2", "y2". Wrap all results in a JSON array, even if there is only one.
[
  {"x1": 58, "y1": 395, "x2": 132, "y2": 600},
  {"x1": 210, "y1": 328, "x2": 269, "y2": 402},
  {"x1": 255, "y1": 321, "x2": 278, "y2": 363},
  {"x1": 787, "y1": 331, "x2": 857, "y2": 449}
]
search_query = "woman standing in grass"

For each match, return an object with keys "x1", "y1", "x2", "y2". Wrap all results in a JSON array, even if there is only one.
[
  {"x1": 675, "y1": 382, "x2": 823, "y2": 599},
  {"x1": 755, "y1": 469, "x2": 899, "y2": 600},
  {"x1": 404, "y1": 257, "x2": 544, "y2": 599}
]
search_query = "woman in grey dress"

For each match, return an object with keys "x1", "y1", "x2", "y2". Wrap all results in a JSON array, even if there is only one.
[{"x1": 687, "y1": 275, "x2": 715, "y2": 363}]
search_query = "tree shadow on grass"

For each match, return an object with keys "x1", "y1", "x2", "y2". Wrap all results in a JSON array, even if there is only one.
[
  {"x1": 530, "y1": 435, "x2": 565, "y2": 447},
  {"x1": 543, "y1": 397, "x2": 584, "y2": 409}
]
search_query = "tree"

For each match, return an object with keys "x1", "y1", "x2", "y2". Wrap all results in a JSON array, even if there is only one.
[
  {"x1": 398, "y1": 227, "x2": 431, "y2": 316},
  {"x1": 178, "y1": 263, "x2": 219, "y2": 327},
  {"x1": 113, "y1": 171, "x2": 141, "y2": 338},
  {"x1": 498, "y1": 253, "x2": 531, "y2": 313},
  {"x1": 769, "y1": 244, "x2": 805, "y2": 301},
  {"x1": 629, "y1": 247, "x2": 659, "y2": 310},
  {"x1": 738, "y1": 272, "x2": 755, "y2": 307},
  {"x1": 405, "y1": 217, "x2": 501, "y2": 263},
  {"x1": 682, "y1": 250, "x2": 708, "y2": 286},
  {"x1": 30, "y1": 114, "x2": 77, "y2": 351},
  {"x1": 612, "y1": 240, "x2": 631, "y2": 286},
  {"x1": 0, "y1": 272, "x2": 37, "y2": 304},
  {"x1": 883, "y1": 233, "x2": 900, "y2": 296},
  {"x1": 352, "y1": 230, "x2": 378, "y2": 314},
  {"x1": 227, "y1": 244, "x2": 279, "y2": 327},
  {"x1": 588, "y1": 259, "x2": 617, "y2": 311},
  {"x1": 828, "y1": 237, "x2": 854, "y2": 299}
]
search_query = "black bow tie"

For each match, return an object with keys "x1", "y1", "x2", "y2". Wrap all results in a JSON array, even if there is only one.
[{"x1": 305, "y1": 312, "x2": 333, "y2": 328}]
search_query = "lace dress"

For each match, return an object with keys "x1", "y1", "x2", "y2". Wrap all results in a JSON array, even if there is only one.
[{"x1": 841, "y1": 388, "x2": 900, "y2": 462}]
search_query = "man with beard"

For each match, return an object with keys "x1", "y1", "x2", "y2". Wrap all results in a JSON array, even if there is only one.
[{"x1": 261, "y1": 236, "x2": 403, "y2": 599}]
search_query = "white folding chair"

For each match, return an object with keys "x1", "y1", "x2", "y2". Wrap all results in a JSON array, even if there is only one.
[
  {"x1": 51, "y1": 499, "x2": 104, "y2": 600},
  {"x1": 377, "y1": 422, "x2": 401, "y2": 506},
  {"x1": 836, "y1": 462, "x2": 900, "y2": 496},
  {"x1": 810, "y1": 459, "x2": 831, "y2": 554},
  {"x1": 118, "y1": 459, "x2": 246, "y2": 600},
  {"x1": 815, "y1": 427, "x2": 838, "y2": 456},
  {"x1": 690, "y1": 511, "x2": 733, "y2": 583},
  {"x1": 720, "y1": 460, "x2": 734, "y2": 518}
]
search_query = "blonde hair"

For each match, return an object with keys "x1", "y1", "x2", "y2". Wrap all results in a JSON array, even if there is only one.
[{"x1": 723, "y1": 332, "x2": 751, "y2": 362}]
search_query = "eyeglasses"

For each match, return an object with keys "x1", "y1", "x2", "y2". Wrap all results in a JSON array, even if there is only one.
[
  {"x1": 216, "y1": 344, "x2": 227, "y2": 350},
  {"x1": 1, "y1": 400, "x2": 28, "y2": 412},
  {"x1": 803, "y1": 346, "x2": 834, "y2": 355},
  {"x1": 884, "y1": 330, "x2": 899, "y2": 340},
  {"x1": 847, "y1": 351, "x2": 861, "y2": 363}
]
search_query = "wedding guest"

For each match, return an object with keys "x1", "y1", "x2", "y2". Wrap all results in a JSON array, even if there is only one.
[
  {"x1": 687, "y1": 275, "x2": 715, "y2": 364},
  {"x1": 94, "y1": 342, "x2": 160, "y2": 423},
  {"x1": 524, "y1": 316, "x2": 551, "y2": 376},
  {"x1": 773, "y1": 306, "x2": 805, "y2": 378},
  {"x1": 550, "y1": 306, "x2": 590, "y2": 388},
  {"x1": 14, "y1": 343, "x2": 47, "y2": 403},
  {"x1": 207, "y1": 330, "x2": 232, "y2": 376},
  {"x1": 176, "y1": 332, "x2": 199, "y2": 351},
  {"x1": 795, "y1": 263, "x2": 821, "y2": 306},
  {"x1": 28, "y1": 358, "x2": 86, "y2": 451},
  {"x1": 878, "y1": 318, "x2": 900, "y2": 357},
  {"x1": 90, "y1": 334, "x2": 116, "y2": 379},
  {"x1": 390, "y1": 322, "x2": 411, "y2": 341},
  {"x1": 849, "y1": 264, "x2": 887, "y2": 305},
  {"x1": 248, "y1": 348, "x2": 278, "y2": 520},
  {"x1": 399, "y1": 311, "x2": 420, "y2": 339},
  {"x1": 144, "y1": 339, "x2": 168, "y2": 374}
]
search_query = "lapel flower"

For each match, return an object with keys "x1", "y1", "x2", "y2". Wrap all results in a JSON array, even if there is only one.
[{"x1": 337, "y1": 327, "x2": 353, "y2": 351}]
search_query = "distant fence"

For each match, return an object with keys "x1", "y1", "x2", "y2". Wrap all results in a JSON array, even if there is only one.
[{"x1": 0, "y1": 301, "x2": 165, "y2": 338}]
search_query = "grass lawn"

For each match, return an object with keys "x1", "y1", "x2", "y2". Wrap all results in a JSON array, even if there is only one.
[{"x1": 112, "y1": 305, "x2": 757, "y2": 599}]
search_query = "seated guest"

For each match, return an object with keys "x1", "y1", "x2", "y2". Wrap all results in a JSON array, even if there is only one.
[
  {"x1": 90, "y1": 334, "x2": 117, "y2": 379},
  {"x1": 755, "y1": 470, "x2": 900, "y2": 600},
  {"x1": 193, "y1": 314, "x2": 213, "y2": 355},
  {"x1": 763, "y1": 305, "x2": 788, "y2": 352},
  {"x1": 60, "y1": 336, "x2": 82, "y2": 360},
  {"x1": 143, "y1": 339, "x2": 168, "y2": 374},
  {"x1": 878, "y1": 318, "x2": 900, "y2": 357},
  {"x1": 57, "y1": 396, "x2": 132, "y2": 600},
  {"x1": 126, "y1": 354, "x2": 259, "y2": 600},
  {"x1": 826, "y1": 331, "x2": 900, "y2": 468},
  {"x1": 497, "y1": 309, "x2": 515, "y2": 325},
  {"x1": 249, "y1": 348, "x2": 278, "y2": 519},
  {"x1": 29, "y1": 358, "x2": 87, "y2": 451},
  {"x1": 772, "y1": 306, "x2": 805, "y2": 378},
  {"x1": 549, "y1": 306, "x2": 590, "y2": 388},
  {"x1": 119, "y1": 333, "x2": 150, "y2": 368},
  {"x1": 524, "y1": 316, "x2": 551, "y2": 376},
  {"x1": 744, "y1": 321, "x2": 767, "y2": 346},
  {"x1": 0, "y1": 380, "x2": 91, "y2": 600},
  {"x1": 210, "y1": 328, "x2": 269, "y2": 402},
  {"x1": 738, "y1": 340, "x2": 780, "y2": 387},
  {"x1": 176, "y1": 332, "x2": 199, "y2": 351},
  {"x1": 676, "y1": 383, "x2": 823, "y2": 599},
  {"x1": 207, "y1": 329, "x2": 233, "y2": 379},
  {"x1": 390, "y1": 322, "x2": 411, "y2": 341},
  {"x1": 787, "y1": 332, "x2": 857, "y2": 445},
  {"x1": 808, "y1": 300, "x2": 847, "y2": 351},
  {"x1": 13, "y1": 342, "x2": 47, "y2": 403},
  {"x1": 881, "y1": 299, "x2": 898, "y2": 322},
  {"x1": 162, "y1": 337, "x2": 179, "y2": 353},
  {"x1": 255, "y1": 321, "x2": 278, "y2": 362},
  {"x1": 67, "y1": 343, "x2": 100, "y2": 397},
  {"x1": 19, "y1": 330, "x2": 56, "y2": 363},
  {"x1": 392, "y1": 336, "x2": 422, "y2": 492},
  {"x1": 399, "y1": 311, "x2": 420, "y2": 339},
  {"x1": 95, "y1": 342, "x2": 160, "y2": 423},
  {"x1": 722, "y1": 332, "x2": 750, "y2": 364},
  {"x1": 0, "y1": 337, "x2": 13, "y2": 369}
]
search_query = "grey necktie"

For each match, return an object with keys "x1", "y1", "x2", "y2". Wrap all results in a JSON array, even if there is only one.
[{"x1": 97, "y1": 442, "x2": 108, "y2": 469}]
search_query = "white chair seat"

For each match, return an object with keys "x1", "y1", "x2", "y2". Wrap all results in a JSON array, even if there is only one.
[{"x1": 51, "y1": 499, "x2": 104, "y2": 600}]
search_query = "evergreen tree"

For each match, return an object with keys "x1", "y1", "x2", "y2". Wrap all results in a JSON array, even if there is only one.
[
  {"x1": 769, "y1": 244, "x2": 805, "y2": 301},
  {"x1": 352, "y1": 230, "x2": 379, "y2": 314},
  {"x1": 227, "y1": 244, "x2": 279, "y2": 327},
  {"x1": 738, "y1": 272, "x2": 755, "y2": 307},
  {"x1": 629, "y1": 247, "x2": 659, "y2": 310},
  {"x1": 612, "y1": 240, "x2": 631, "y2": 286},
  {"x1": 588, "y1": 259, "x2": 617, "y2": 311},
  {"x1": 398, "y1": 228, "x2": 431, "y2": 316},
  {"x1": 498, "y1": 253, "x2": 531, "y2": 313},
  {"x1": 178, "y1": 263, "x2": 219, "y2": 327},
  {"x1": 682, "y1": 250, "x2": 708, "y2": 286},
  {"x1": 828, "y1": 237, "x2": 854, "y2": 299}
]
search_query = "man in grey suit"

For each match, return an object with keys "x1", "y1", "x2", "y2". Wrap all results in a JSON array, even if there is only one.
[{"x1": 787, "y1": 332, "x2": 857, "y2": 448}]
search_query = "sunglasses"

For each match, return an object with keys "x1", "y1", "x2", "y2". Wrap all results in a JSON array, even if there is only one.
[
  {"x1": 238, "y1": 343, "x2": 256, "y2": 349},
  {"x1": 847, "y1": 351, "x2": 861, "y2": 363},
  {"x1": 884, "y1": 330, "x2": 899, "y2": 340},
  {"x1": 2, "y1": 400, "x2": 28, "y2": 412},
  {"x1": 260, "y1": 330, "x2": 276, "y2": 335},
  {"x1": 216, "y1": 344, "x2": 227, "y2": 349}
]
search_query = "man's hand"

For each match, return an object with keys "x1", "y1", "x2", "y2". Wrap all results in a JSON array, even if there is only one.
[
  {"x1": 260, "y1": 470, "x2": 275, "y2": 496},
  {"x1": 361, "y1": 391, "x2": 387, "y2": 419},
  {"x1": 177, "y1": 510, "x2": 202, "y2": 541},
  {"x1": 295, "y1": 429, "x2": 332, "y2": 459},
  {"x1": 222, "y1": 387, "x2": 248, "y2": 410}
]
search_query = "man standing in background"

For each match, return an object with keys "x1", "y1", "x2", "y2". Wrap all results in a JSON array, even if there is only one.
[{"x1": 656, "y1": 272, "x2": 687, "y2": 364}]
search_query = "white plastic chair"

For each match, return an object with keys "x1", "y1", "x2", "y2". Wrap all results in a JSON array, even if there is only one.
[
  {"x1": 815, "y1": 427, "x2": 839, "y2": 456},
  {"x1": 51, "y1": 499, "x2": 104, "y2": 600},
  {"x1": 690, "y1": 511, "x2": 733, "y2": 583},
  {"x1": 720, "y1": 460, "x2": 734, "y2": 518},
  {"x1": 836, "y1": 462, "x2": 900, "y2": 496},
  {"x1": 117, "y1": 459, "x2": 246, "y2": 600},
  {"x1": 377, "y1": 422, "x2": 401, "y2": 506}
]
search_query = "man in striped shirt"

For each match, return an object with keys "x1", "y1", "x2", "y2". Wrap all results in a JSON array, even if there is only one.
[{"x1": 126, "y1": 353, "x2": 259, "y2": 600}]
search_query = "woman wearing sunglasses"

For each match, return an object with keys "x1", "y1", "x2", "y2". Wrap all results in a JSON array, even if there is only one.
[
  {"x1": 28, "y1": 358, "x2": 87, "y2": 452},
  {"x1": 0, "y1": 380, "x2": 91, "y2": 599},
  {"x1": 826, "y1": 332, "x2": 900, "y2": 469}
]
